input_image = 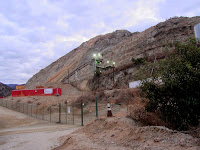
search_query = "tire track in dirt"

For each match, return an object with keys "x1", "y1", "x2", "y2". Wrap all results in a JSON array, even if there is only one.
[
  {"x1": 0, "y1": 105, "x2": 80, "y2": 150},
  {"x1": 0, "y1": 124, "x2": 80, "y2": 136}
]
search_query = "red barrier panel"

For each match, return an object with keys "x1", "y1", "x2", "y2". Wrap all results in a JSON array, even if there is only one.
[
  {"x1": 12, "y1": 88, "x2": 62, "y2": 97},
  {"x1": 0, "y1": 96, "x2": 4, "y2": 98}
]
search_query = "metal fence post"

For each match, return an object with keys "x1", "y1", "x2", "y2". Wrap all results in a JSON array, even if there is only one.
[
  {"x1": 81, "y1": 98, "x2": 83, "y2": 126},
  {"x1": 42, "y1": 109, "x2": 44, "y2": 120},
  {"x1": 127, "y1": 100, "x2": 129, "y2": 112},
  {"x1": 23, "y1": 103, "x2": 24, "y2": 113},
  {"x1": 96, "y1": 96, "x2": 98, "y2": 118},
  {"x1": 36, "y1": 105, "x2": 38, "y2": 118},
  {"x1": 27, "y1": 103, "x2": 28, "y2": 115},
  {"x1": 49, "y1": 106, "x2": 51, "y2": 122},
  {"x1": 59, "y1": 103, "x2": 61, "y2": 123},
  {"x1": 31, "y1": 105, "x2": 32, "y2": 116},
  {"x1": 65, "y1": 104, "x2": 67, "y2": 124}
]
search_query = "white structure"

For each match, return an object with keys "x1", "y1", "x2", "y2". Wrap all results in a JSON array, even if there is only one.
[
  {"x1": 194, "y1": 23, "x2": 200, "y2": 41},
  {"x1": 129, "y1": 78, "x2": 163, "y2": 88},
  {"x1": 129, "y1": 80, "x2": 141, "y2": 88}
]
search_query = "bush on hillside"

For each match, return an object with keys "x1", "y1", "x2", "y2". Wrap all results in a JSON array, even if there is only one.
[
  {"x1": 141, "y1": 38, "x2": 200, "y2": 130},
  {"x1": 127, "y1": 104, "x2": 165, "y2": 126},
  {"x1": 132, "y1": 57, "x2": 146, "y2": 65},
  {"x1": 94, "y1": 68, "x2": 101, "y2": 77}
]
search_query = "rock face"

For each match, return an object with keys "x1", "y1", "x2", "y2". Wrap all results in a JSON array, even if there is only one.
[
  {"x1": 25, "y1": 16, "x2": 200, "y2": 90},
  {"x1": 0, "y1": 82, "x2": 12, "y2": 97},
  {"x1": 25, "y1": 30, "x2": 132, "y2": 89}
]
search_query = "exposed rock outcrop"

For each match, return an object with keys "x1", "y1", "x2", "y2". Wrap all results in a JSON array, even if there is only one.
[
  {"x1": 0, "y1": 82, "x2": 12, "y2": 97},
  {"x1": 25, "y1": 16, "x2": 200, "y2": 90}
]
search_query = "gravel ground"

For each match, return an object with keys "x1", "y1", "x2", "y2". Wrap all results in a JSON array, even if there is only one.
[{"x1": 0, "y1": 106, "x2": 80, "y2": 150}]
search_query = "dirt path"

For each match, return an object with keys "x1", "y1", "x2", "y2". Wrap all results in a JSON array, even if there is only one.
[{"x1": 0, "y1": 106, "x2": 80, "y2": 150}]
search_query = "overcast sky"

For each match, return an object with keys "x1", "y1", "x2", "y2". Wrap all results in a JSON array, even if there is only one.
[{"x1": 0, "y1": 0, "x2": 200, "y2": 84}]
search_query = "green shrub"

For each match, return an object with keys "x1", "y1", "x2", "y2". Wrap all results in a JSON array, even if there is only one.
[
  {"x1": 141, "y1": 38, "x2": 200, "y2": 130},
  {"x1": 94, "y1": 68, "x2": 101, "y2": 77},
  {"x1": 132, "y1": 58, "x2": 146, "y2": 65}
]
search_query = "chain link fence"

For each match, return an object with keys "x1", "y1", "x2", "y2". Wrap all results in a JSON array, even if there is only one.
[{"x1": 0, "y1": 97, "x2": 128, "y2": 126}]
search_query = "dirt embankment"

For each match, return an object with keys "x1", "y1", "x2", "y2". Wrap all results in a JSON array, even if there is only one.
[
  {"x1": 50, "y1": 88, "x2": 200, "y2": 150},
  {"x1": 54, "y1": 116, "x2": 200, "y2": 150}
]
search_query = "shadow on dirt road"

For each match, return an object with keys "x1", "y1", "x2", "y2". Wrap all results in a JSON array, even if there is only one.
[{"x1": 0, "y1": 106, "x2": 80, "y2": 150}]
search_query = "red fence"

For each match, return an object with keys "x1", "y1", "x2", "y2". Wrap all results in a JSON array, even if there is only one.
[{"x1": 12, "y1": 88, "x2": 62, "y2": 97}]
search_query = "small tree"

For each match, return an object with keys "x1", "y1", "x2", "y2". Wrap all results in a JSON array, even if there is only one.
[
  {"x1": 132, "y1": 57, "x2": 146, "y2": 65},
  {"x1": 141, "y1": 38, "x2": 200, "y2": 130},
  {"x1": 94, "y1": 68, "x2": 101, "y2": 77}
]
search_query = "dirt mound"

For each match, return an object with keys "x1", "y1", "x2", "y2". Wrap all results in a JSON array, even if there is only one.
[{"x1": 54, "y1": 116, "x2": 200, "y2": 150}]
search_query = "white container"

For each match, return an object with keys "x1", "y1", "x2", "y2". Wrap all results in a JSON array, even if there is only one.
[
  {"x1": 129, "y1": 80, "x2": 141, "y2": 88},
  {"x1": 194, "y1": 23, "x2": 200, "y2": 41}
]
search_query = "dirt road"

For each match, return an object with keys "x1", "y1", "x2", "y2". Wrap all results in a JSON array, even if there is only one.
[{"x1": 0, "y1": 106, "x2": 80, "y2": 150}]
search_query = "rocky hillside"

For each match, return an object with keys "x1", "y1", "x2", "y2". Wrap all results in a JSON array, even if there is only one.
[
  {"x1": 25, "y1": 16, "x2": 200, "y2": 90},
  {"x1": 25, "y1": 30, "x2": 132, "y2": 89},
  {"x1": 0, "y1": 82, "x2": 12, "y2": 97}
]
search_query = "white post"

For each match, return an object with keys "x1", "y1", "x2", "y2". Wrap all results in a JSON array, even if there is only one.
[
  {"x1": 194, "y1": 23, "x2": 200, "y2": 41},
  {"x1": 107, "y1": 102, "x2": 113, "y2": 117}
]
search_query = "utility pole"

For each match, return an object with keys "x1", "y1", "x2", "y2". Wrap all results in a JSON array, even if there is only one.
[
  {"x1": 194, "y1": 23, "x2": 200, "y2": 47},
  {"x1": 151, "y1": 55, "x2": 157, "y2": 76},
  {"x1": 113, "y1": 65, "x2": 114, "y2": 88},
  {"x1": 112, "y1": 62, "x2": 116, "y2": 88},
  {"x1": 194, "y1": 23, "x2": 200, "y2": 41}
]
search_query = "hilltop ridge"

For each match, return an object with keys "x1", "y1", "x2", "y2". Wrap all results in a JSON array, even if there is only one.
[
  {"x1": 25, "y1": 16, "x2": 200, "y2": 90},
  {"x1": 0, "y1": 82, "x2": 12, "y2": 97}
]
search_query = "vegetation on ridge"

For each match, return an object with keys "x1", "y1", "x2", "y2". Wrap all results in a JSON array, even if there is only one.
[{"x1": 141, "y1": 38, "x2": 200, "y2": 130}]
